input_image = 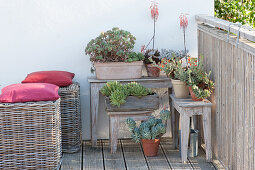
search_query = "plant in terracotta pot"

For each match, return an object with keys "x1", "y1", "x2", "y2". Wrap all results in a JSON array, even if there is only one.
[
  {"x1": 85, "y1": 27, "x2": 144, "y2": 80},
  {"x1": 153, "y1": 56, "x2": 190, "y2": 98},
  {"x1": 126, "y1": 109, "x2": 170, "y2": 157},
  {"x1": 186, "y1": 57, "x2": 215, "y2": 101},
  {"x1": 143, "y1": 49, "x2": 161, "y2": 77}
]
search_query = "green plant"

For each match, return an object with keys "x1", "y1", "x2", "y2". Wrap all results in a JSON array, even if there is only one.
[
  {"x1": 186, "y1": 57, "x2": 215, "y2": 99},
  {"x1": 215, "y1": 0, "x2": 255, "y2": 28},
  {"x1": 100, "y1": 81, "x2": 153, "y2": 107},
  {"x1": 126, "y1": 109, "x2": 170, "y2": 143},
  {"x1": 126, "y1": 52, "x2": 145, "y2": 62},
  {"x1": 85, "y1": 27, "x2": 136, "y2": 63},
  {"x1": 127, "y1": 82, "x2": 152, "y2": 97},
  {"x1": 143, "y1": 49, "x2": 161, "y2": 64}
]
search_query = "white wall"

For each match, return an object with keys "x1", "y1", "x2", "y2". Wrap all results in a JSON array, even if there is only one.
[{"x1": 0, "y1": 0, "x2": 214, "y2": 140}]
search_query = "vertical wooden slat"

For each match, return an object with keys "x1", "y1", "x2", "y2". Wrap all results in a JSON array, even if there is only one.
[{"x1": 197, "y1": 24, "x2": 255, "y2": 169}]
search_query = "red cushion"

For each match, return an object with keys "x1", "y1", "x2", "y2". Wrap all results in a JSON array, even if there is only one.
[
  {"x1": 0, "y1": 83, "x2": 60, "y2": 103},
  {"x1": 22, "y1": 71, "x2": 75, "y2": 87}
]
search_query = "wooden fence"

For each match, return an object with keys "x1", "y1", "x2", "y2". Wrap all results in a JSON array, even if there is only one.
[{"x1": 196, "y1": 15, "x2": 255, "y2": 170}]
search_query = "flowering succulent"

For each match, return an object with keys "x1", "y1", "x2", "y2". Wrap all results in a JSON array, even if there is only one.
[
  {"x1": 179, "y1": 13, "x2": 189, "y2": 57},
  {"x1": 186, "y1": 57, "x2": 215, "y2": 99},
  {"x1": 126, "y1": 109, "x2": 170, "y2": 143}
]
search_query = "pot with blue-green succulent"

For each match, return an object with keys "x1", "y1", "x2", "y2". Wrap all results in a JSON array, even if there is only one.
[{"x1": 126, "y1": 109, "x2": 171, "y2": 156}]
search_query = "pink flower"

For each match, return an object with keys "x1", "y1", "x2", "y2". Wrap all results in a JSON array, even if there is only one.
[
  {"x1": 150, "y1": 1, "x2": 159, "y2": 21},
  {"x1": 141, "y1": 45, "x2": 146, "y2": 53},
  {"x1": 179, "y1": 14, "x2": 188, "y2": 29}
]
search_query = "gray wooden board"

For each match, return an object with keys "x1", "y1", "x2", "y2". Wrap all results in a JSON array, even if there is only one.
[
  {"x1": 102, "y1": 140, "x2": 126, "y2": 170},
  {"x1": 83, "y1": 140, "x2": 104, "y2": 170},
  {"x1": 121, "y1": 139, "x2": 149, "y2": 170},
  {"x1": 188, "y1": 149, "x2": 216, "y2": 170},
  {"x1": 170, "y1": 94, "x2": 212, "y2": 108},
  {"x1": 61, "y1": 149, "x2": 82, "y2": 170},
  {"x1": 105, "y1": 94, "x2": 159, "y2": 112},
  {"x1": 144, "y1": 142, "x2": 171, "y2": 170},
  {"x1": 160, "y1": 138, "x2": 193, "y2": 170}
]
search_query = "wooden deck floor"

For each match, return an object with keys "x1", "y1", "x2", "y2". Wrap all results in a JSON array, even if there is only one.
[{"x1": 61, "y1": 138, "x2": 217, "y2": 170}]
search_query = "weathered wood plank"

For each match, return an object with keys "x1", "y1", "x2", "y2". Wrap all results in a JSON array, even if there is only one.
[
  {"x1": 105, "y1": 94, "x2": 159, "y2": 112},
  {"x1": 121, "y1": 139, "x2": 149, "y2": 170},
  {"x1": 145, "y1": 142, "x2": 171, "y2": 170},
  {"x1": 160, "y1": 138, "x2": 193, "y2": 169},
  {"x1": 188, "y1": 149, "x2": 216, "y2": 170},
  {"x1": 61, "y1": 149, "x2": 82, "y2": 170},
  {"x1": 102, "y1": 140, "x2": 126, "y2": 170},
  {"x1": 83, "y1": 140, "x2": 104, "y2": 170}
]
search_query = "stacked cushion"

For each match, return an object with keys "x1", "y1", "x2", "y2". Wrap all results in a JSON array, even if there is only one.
[
  {"x1": 0, "y1": 83, "x2": 60, "y2": 103},
  {"x1": 22, "y1": 71, "x2": 75, "y2": 87}
]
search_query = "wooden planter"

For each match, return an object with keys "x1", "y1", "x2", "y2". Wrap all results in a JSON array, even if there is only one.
[
  {"x1": 105, "y1": 93, "x2": 159, "y2": 112},
  {"x1": 94, "y1": 61, "x2": 143, "y2": 80}
]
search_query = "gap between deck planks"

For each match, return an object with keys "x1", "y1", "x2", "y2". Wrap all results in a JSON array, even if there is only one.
[{"x1": 61, "y1": 138, "x2": 218, "y2": 170}]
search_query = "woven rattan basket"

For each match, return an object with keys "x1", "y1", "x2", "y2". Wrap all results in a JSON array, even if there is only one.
[
  {"x1": 59, "y1": 82, "x2": 82, "y2": 153},
  {"x1": 0, "y1": 99, "x2": 62, "y2": 170}
]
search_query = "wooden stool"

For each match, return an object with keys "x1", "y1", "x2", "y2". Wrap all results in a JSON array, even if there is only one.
[
  {"x1": 107, "y1": 111, "x2": 154, "y2": 153},
  {"x1": 170, "y1": 94, "x2": 212, "y2": 163}
]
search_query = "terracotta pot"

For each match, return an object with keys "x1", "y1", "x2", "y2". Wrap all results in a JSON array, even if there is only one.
[
  {"x1": 188, "y1": 86, "x2": 203, "y2": 101},
  {"x1": 145, "y1": 64, "x2": 160, "y2": 77},
  {"x1": 171, "y1": 79, "x2": 189, "y2": 98},
  {"x1": 94, "y1": 61, "x2": 143, "y2": 80},
  {"x1": 141, "y1": 139, "x2": 160, "y2": 157}
]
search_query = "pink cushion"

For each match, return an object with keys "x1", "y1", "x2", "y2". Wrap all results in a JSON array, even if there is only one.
[
  {"x1": 22, "y1": 71, "x2": 75, "y2": 87},
  {"x1": 0, "y1": 83, "x2": 60, "y2": 103}
]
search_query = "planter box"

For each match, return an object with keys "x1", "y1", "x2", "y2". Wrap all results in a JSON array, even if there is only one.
[
  {"x1": 105, "y1": 93, "x2": 159, "y2": 112},
  {"x1": 95, "y1": 61, "x2": 143, "y2": 80}
]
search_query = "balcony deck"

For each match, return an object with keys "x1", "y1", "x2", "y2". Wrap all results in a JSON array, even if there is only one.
[{"x1": 61, "y1": 138, "x2": 219, "y2": 170}]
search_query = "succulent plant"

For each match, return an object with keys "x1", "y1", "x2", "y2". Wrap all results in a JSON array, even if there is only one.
[
  {"x1": 126, "y1": 110, "x2": 171, "y2": 143},
  {"x1": 101, "y1": 81, "x2": 153, "y2": 107},
  {"x1": 160, "y1": 109, "x2": 171, "y2": 120},
  {"x1": 85, "y1": 27, "x2": 136, "y2": 63},
  {"x1": 127, "y1": 82, "x2": 152, "y2": 97},
  {"x1": 109, "y1": 89, "x2": 127, "y2": 107},
  {"x1": 126, "y1": 52, "x2": 145, "y2": 62}
]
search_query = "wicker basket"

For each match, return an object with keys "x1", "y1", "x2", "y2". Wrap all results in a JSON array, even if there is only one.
[
  {"x1": 0, "y1": 99, "x2": 62, "y2": 170},
  {"x1": 59, "y1": 82, "x2": 82, "y2": 153}
]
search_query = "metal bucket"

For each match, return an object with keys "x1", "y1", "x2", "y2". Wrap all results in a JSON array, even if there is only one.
[{"x1": 179, "y1": 129, "x2": 199, "y2": 157}]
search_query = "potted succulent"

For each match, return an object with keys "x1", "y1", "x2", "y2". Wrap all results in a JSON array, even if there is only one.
[
  {"x1": 100, "y1": 81, "x2": 159, "y2": 110},
  {"x1": 186, "y1": 57, "x2": 215, "y2": 101},
  {"x1": 154, "y1": 56, "x2": 189, "y2": 98},
  {"x1": 85, "y1": 27, "x2": 144, "y2": 80},
  {"x1": 126, "y1": 109, "x2": 170, "y2": 157},
  {"x1": 143, "y1": 49, "x2": 161, "y2": 77}
]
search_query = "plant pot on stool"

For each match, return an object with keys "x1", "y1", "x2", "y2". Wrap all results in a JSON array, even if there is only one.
[{"x1": 171, "y1": 79, "x2": 189, "y2": 98}]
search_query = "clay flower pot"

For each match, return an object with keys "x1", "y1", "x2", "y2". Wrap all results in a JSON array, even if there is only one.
[
  {"x1": 171, "y1": 79, "x2": 189, "y2": 98},
  {"x1": 94, "y1": 61, "x2": 143, "y2": 80},
  {"x1": 145, "y1": 64, "x2": 160, "y2": 77},
  {"x1": 141, "y1": 139, "x2": 160, "y2": 157},
  {"x1": 188, "y1": 86, "x2": 203, "y2": 101}
]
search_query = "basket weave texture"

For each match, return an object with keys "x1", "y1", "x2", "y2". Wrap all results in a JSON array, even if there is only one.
[
  {"x1": 59, "y1": 82, "x2": 82, "y2": 153},
  {"x1": 0, "y1": 99, "x2": 62, "y2": 170}
]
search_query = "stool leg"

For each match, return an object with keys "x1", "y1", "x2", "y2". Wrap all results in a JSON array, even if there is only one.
[
  {"x1": 203, "y1": 107, "x2": 212, "y2": 162},
  {"x1": 180, "y1": 114, "x2": 190, "y2": 163},
  {"x1": 171, "y1": 104, "x2": 178, "y2": 149},
  {"x1": 110, "y1": 116, "x2": 119, "y2": 154}
]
